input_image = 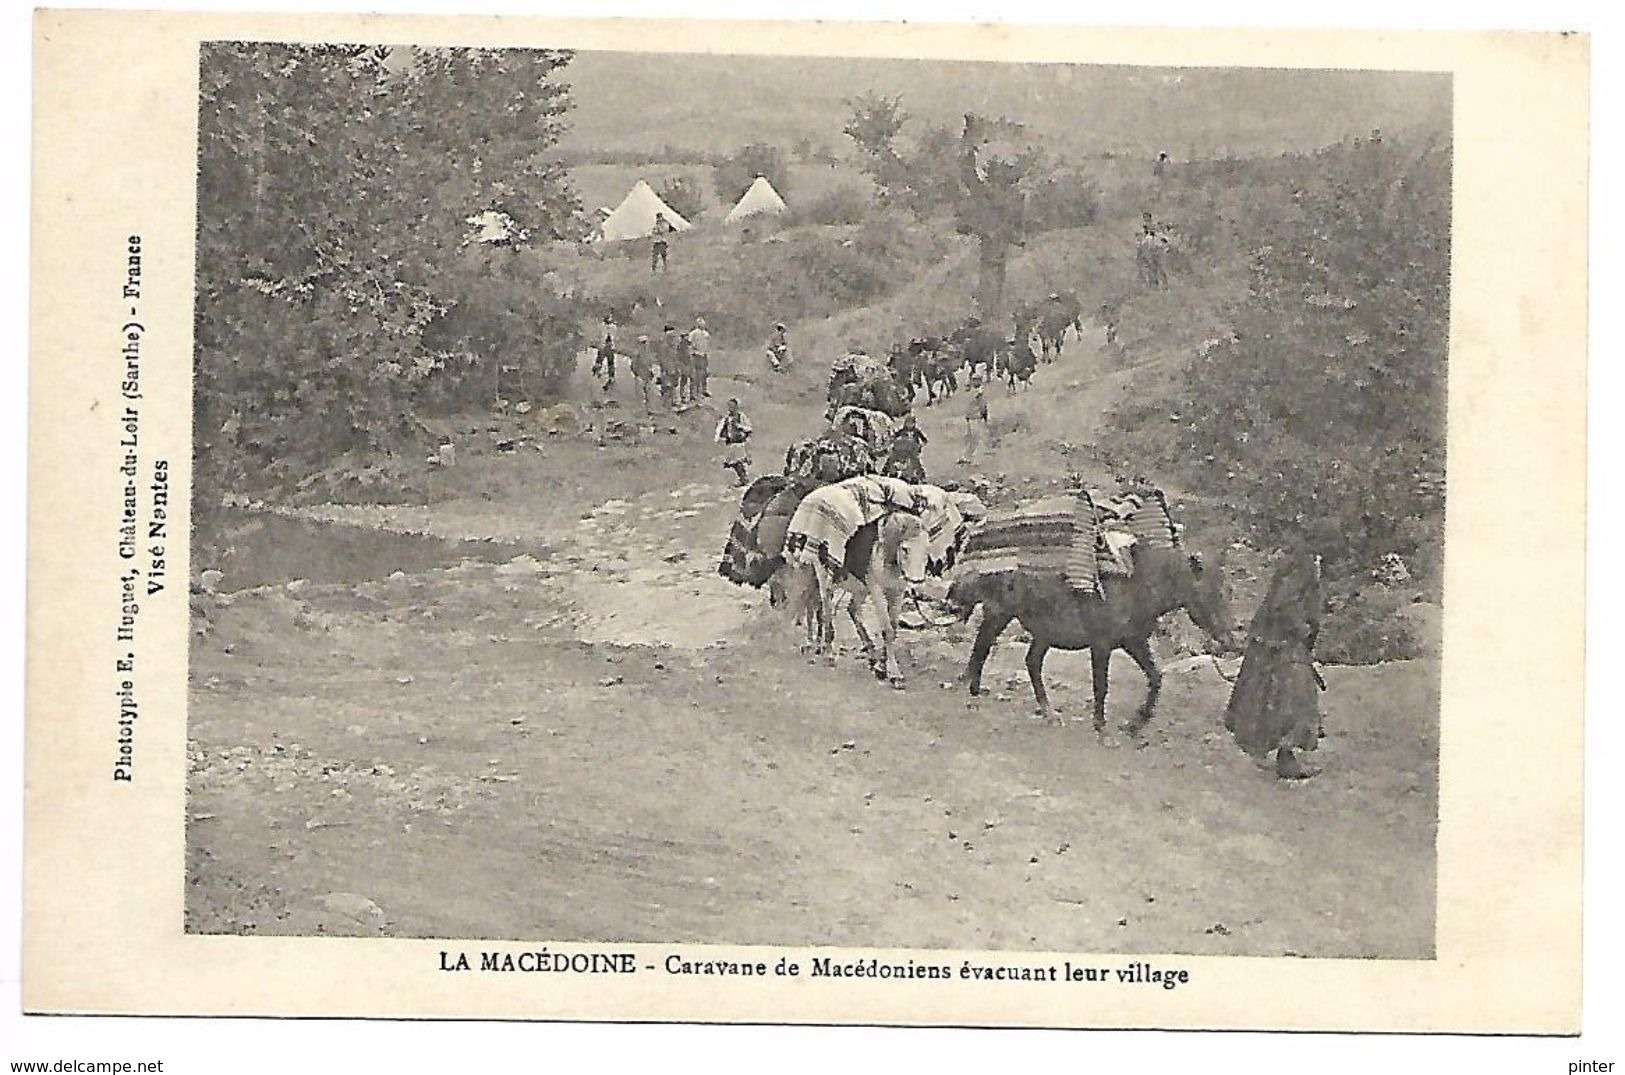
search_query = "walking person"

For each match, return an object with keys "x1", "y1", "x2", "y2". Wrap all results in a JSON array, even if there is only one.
[
  {"x1": 715, "y1": 398, "x2": 754, "y2": 486},
  {"x1": 958, "y1": 379, "x2": 988, "y2": 465},
  {"x1": 687, "y1": 316, "x2": 712, "y2": 398},
  {"x1": 1225, "y1": 542, "x2": 1327, "y2": 780},
  {"x1": 650, "y1": 213, "x2": 675, "y2": 272}
]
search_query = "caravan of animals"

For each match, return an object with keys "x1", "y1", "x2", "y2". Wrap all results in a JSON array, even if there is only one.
[{"x1": 188, "y1": 47, "x2": 1447, "y2": 955}]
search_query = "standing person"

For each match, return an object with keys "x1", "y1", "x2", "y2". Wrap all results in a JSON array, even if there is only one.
[
  {"x1": 660, "y1": 324, "x2": 684, "y2": 407},
  {"x1": 883, "y1": 414, "x2": 929, "y2": 483},
  {"x1": 958, "y1": 379, "x2": 988, "y2": 465},
  {"x1": 650, "y1": 213, "x2": 674, "y2": 272},
  {"x1": 715, "y1": 398, "x2": 754, "y2": 485},
  {"x1": 593, "y1": 312, "x2": 618, "y2": 391},
  {"x1": 687, "y1": 316, "x2": 712, "y2": 398},
  {"x1": 767, "y1": 322, "x2": 791, "y2": 372},
  {"x1": 1225, "y1": 544, "x2": 1326, "y2": 780},
  {"x1": 630, "y1": 333, "x2": 659, "y2": 414}
]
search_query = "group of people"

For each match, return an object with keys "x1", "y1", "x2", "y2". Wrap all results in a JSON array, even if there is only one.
[{"x1": 591, "y1": 312, "x2": 713, "y2": 411}]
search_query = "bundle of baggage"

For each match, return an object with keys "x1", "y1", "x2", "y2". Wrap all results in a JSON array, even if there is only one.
[{"x1": 955, "y1": 483, "x2": 1180, "y2": 597}]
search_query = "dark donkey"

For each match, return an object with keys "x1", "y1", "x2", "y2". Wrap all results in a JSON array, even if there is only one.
[{"x1": 946, "y1": 545, "x2": 1235, "y2": 732}]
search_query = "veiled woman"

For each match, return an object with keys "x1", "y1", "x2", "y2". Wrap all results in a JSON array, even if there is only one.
[{"x1": 1225, "y1": 543, "x2": 1325, "y2": 779}]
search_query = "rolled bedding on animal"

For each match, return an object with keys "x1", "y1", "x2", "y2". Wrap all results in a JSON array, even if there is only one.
[
  {"x1": 830, "y1": 405, "x2": 897, "y2": 451},
  {"x1": 717, "y1": 474, "x2": 803, "y2": 588},
  {"x1": 954, "y1": 487, "x2": 1180, "y2": 594},
  {"x1": 1063, "y1": 489, "x2": 1103, "y2": 595},
  {"x1": 955, "y1": 494, "x2": 1081, "y2": 580}
]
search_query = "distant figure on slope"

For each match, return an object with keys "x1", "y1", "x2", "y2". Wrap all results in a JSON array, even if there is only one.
[
  {"x1": 661, "y1": 324, "x2": 689, "y2": 408},
  {"x1": 715, "y1": 398, "x2": 754, "y2": 485},
  {"x1": 883, "y1": 414, "x2": 929, "y2": 484},
  {"x1": 1225, "y1": 543, "x2": 1327, "y2": 780},
  {"x1": 631, "y1": 334, "x2": 659, "y2": 413},
  {"x1": 592, "y1": 312, "x2": 618, "y2": 391},
  {"x1": 767, "y1": 322, "x2": 792, "y2": 373},
  {"x1": 650, "y1": 213, "x2": 675, "y2": 272},
  {"x1": 687, "y1": 316, "x2": 712, "y2": 398}
]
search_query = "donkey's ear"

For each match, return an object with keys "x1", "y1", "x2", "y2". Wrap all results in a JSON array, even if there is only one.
[{"x1": 1187, "y1": 552, "x2": 1205, "y2": 575}]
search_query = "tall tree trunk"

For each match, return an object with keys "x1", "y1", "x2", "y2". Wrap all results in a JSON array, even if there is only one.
[{"x1": 976, "y1": 239, "x2": 1007, "y2": 324}]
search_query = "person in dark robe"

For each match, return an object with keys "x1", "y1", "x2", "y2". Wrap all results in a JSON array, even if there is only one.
[
  {"x1": 1225, "y1": 543, "x2": 1325, "y2": 780},
  {"x1": 883, "y1": 414, "x2": 929, "y2": 483}
]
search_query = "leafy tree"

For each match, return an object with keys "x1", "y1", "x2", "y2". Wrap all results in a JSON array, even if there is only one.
[
  {"x1": 712, "y1": 142, "x2": 792, "y2": 207},
  {"x1": 842, "y1": 92, "x2": 910, "y2": 200},
  {"x1": 1111, "y1": 137, "x2": 1451, "y2": 587},
  {"x1": 657, "y1": 176, "x2": 705, "y2": 222},
  {"x1": 193, "y1": 43, "x2": 583, "y2": 498}
]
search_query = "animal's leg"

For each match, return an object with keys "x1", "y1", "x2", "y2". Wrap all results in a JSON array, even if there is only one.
[
  {"x1": 1123, "y1": 636, "x2": 1163, "y2": 734},
  {"x1": 1025, "y1": 639, "x2": 1055, "y2": 720},
  {"x1": 818, "y1": 571, "x2": 838, "y2": 659},
  {"x1": 878, "y1": 587, "x2": 908, "y2": 687},
  {"x1": 1089, "y1": 644, "x2": 1112, "y2": 734},
  {"x1": 800, "y1": 563, "x2": 829, "y2": 655},
  {"x1": 965, "y1": 610, "x2": 1014, "y2": 696},
  {"x1": 799, "y1": 571, "x2": 822, "y2": 655},
  {"x1": 845, "y1": 589, "x2": 878, "y2": 672}
]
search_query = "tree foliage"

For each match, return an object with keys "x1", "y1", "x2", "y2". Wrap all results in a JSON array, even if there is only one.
[
  {"x1": 1112, "y1": 136, "x2": 1451, "y2": 587},
  {"x1": 194, "y1": 43, "x2": 584, "y2": 498},
  {"x1": 842, "y1": 92, "x2": 910, "y2": 199},
  {"x1": 656, "y1": 175, "x2": 706, "y2": 222},
  {"x1": 711, "y1": 142, "x2": 793, "y2": 207}
]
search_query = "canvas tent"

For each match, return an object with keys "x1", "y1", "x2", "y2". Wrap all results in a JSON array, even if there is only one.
[
  {"x1": 724, "y1": 175, "x2": 788, "y2": 223},
  {"x1": 598, "y1": 180, "x2": 691, "y2": 242}
]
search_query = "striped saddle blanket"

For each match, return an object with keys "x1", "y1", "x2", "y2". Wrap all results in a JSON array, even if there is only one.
[
  {"x1": 956, "y1": 487, "x2": 1178, "y2": 594},
  {"x1": 784, "y1": 474, "x2": 921, "y2": 576},
  {"x1": 718, "y1": 475, "x2": 812, "y2": 588}
]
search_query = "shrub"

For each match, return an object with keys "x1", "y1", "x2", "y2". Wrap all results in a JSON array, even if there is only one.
[
  {"x1": 791, "y1": 183, "x2": 870, "y2": 227},
  {"x1": 1317, "y1": 583, "x2": 1435, "y2": 664},
  {"x1": 1107, "y1": 135, "x2": 1450, "y2": 592},
  {"x1": 657, "y1": 176, "x2": 705, "y2": 222},
  {"x1": 713, "y1": 143, "x2": 793, "y2": 206}
]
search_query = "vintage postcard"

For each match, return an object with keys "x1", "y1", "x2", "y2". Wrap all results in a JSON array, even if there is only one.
[{"x1": 25, "y1": 10, "x2": 1586, "y2": 1030}]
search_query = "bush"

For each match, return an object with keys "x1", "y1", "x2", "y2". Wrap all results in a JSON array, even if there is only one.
[
  {"x1": 1317, "y1": 583, "x2": 1437, "y2": 664},
  {"x1": 193, "y1": 44, "x2": 582, "y2": 501},
  {"x1": 791, "y1": 183, "x2": 870, "y2": 227},
  {"x1": 657, "y1": 176, "x2": 705, "y2": 222},
  {"x1": 713, "y1": 143, "x2": 793, "y2": 206},
  {"x1": 1106, "y1": 135, "x2": 1450, "y2": 593}
]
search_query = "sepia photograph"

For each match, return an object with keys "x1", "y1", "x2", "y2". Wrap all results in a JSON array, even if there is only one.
[
  {"x1": 23, "y1": 7, "x2": 1590, "y2": 1037},
  {"x1": 184, "y1": 44, "x2": 1449, "y2": 958}
]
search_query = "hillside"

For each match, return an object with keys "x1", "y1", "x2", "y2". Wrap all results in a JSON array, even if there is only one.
[{"x1": 559, "y1": 52, "x2": 1451, "y2": 160}]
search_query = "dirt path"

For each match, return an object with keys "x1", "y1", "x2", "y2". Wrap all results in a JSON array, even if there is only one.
[{"x1": 188, "y1": 428, "x2": 1438, "y2": 956}]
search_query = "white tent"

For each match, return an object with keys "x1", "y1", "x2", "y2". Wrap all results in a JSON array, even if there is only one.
[
  {"x1": 724, "y1": 175, "x2": 788, "y2": 224},
  {"x1": 597, "y1": 180, "x2": 692, "y2": 242}
]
